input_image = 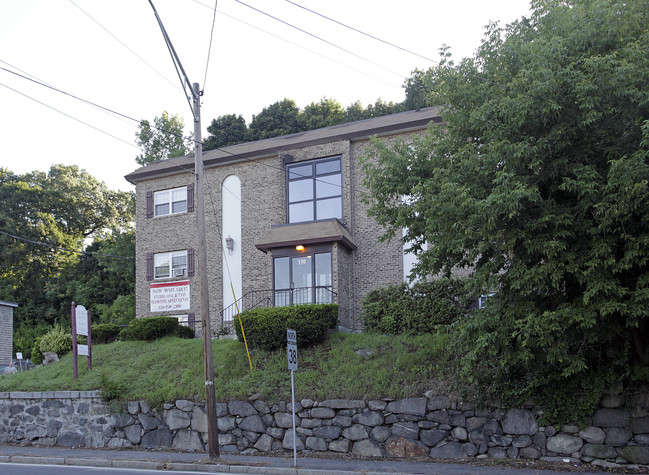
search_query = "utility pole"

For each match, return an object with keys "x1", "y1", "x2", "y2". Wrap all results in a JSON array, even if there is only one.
[{"x1": 193, "y1": 82, "x2": 219, "y2": 459}]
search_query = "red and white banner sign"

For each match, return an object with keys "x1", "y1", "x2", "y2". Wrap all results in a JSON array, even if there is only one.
[{"x1": 150, "y1": 280, "x2": 190, "y2": 312}]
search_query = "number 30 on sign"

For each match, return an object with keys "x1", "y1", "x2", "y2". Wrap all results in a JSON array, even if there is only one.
[{"x1": 287, "y1": 329, "x2": 298, "y2": 371}]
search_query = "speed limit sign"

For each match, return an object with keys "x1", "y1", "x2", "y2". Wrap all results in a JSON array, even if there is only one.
[{"x1": 287, "y1": 329, "x2": 298, "y2": 371}]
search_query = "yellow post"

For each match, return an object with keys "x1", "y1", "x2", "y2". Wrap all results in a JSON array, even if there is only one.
[{"x1": 231, "y1": 282, "x2": 253, "y2": 369}]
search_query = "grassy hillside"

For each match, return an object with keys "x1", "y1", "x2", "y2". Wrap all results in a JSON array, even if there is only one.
[{"x1": 0, "y1": 332, "x2": 452, "y2": 408}]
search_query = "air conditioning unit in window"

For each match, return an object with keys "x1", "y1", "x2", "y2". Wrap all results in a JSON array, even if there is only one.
[{"x1": 173, "y1": 268, "x2": 187, "y2": 277}]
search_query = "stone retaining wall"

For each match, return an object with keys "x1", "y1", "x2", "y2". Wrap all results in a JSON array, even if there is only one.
[{"x1": 2, "y1": 390, "x2": 649, "y2": 470}]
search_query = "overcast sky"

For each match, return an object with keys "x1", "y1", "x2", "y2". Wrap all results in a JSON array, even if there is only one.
[{"x1": 0, "y1": 0, "x2": 532, "y2": 192}]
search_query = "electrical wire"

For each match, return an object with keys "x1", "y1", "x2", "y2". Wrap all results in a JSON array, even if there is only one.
[
  {"x1": 0, "y1": 80, "x2": 139, "y2": 150},
  {"x1": 190, "y1": 0, "x2": 400, "y2": 90},
  {"x1": 67, "y1": 0, "x2": 182, "y2": 93},
  {"x1": 202, "y1": 0, "x2": 219, "y2": 91},
  {"x1": 233, "y1": 0, "x2": 406, "y2": 80},
  {"x1": 0, "y1": 230, "x2": 134, "y2": 260},
  {"x1": 283, "y1": 0, "x2": 436, "y2": 64}
]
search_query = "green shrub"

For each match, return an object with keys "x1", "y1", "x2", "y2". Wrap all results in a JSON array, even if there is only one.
[
  {"x1": 39, "y1": 324, "x2": 73, "y2": 356},
  {"x1": 176, "y1": 324, "x2": 195, "y2": 339},
  {"x1": 233, "y1": 304, "x2": 339, "y2": 351},
  {"x1": 91, "y1": 324, "x2": 121, "y2": 344},
  {"x1": 31, "y1": 336, "x2": 43, "y2": 365},
  {"x1": 128, "y1": 316, "x2": 181, "y2": 341},
  {"x1": 360, "y1": 278, "x2": 468, "y2": 334}
]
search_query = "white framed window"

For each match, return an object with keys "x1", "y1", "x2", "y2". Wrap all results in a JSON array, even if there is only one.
[
  {"x1": 154, "y1": 186, "x2": 187, "y2": 216},
  {"x1": 154, "y1": 250, "x2": 188, "y2": 279}
]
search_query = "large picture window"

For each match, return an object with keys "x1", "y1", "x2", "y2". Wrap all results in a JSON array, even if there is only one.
[{"x1": 287, "y1": 157, "x2": 342, "y2": 223}]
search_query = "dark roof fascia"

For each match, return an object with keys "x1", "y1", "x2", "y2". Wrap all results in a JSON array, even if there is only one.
[{"x1": 124, "y1": 106, "x2": 441, "y2": 185}]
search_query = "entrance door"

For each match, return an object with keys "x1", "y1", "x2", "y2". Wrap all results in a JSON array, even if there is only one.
[{"x1": 273, "y1": 249, "x2": 332, "y2": 306}]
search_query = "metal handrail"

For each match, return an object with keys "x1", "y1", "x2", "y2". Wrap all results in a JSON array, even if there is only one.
[{"x1": 221, "y1": 286, "x2": 337, "y2": 322}]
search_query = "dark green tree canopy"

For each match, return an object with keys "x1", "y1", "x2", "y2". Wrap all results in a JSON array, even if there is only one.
[
  {"x1": 361, "y1": 0, "x2": 649, "y2": 422},
  {"x1": 203, "y1": 114, "x2": 249, "y2": 151},
  {"x1": 249, "y1": 98, "x2": 301, "y2": 141}
]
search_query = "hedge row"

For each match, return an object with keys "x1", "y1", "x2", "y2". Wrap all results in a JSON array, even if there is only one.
[{"x1": 233, "y1": 304, "x2": 338, "y2": 351}]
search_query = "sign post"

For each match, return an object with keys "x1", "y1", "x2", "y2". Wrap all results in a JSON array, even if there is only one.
[
  {"x1": 287, "y1": 328, "x2": 298, "y2": 467},
  {"x1": 16, "y1": 352, "x2": 23, "y2": 372},
  {"x1": 72, "y1": 302, "x2": 92, "y2": 380}
]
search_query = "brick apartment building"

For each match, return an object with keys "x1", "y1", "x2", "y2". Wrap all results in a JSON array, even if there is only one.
[{"x1": 125, "y1": 106, "x2": 441, "y2": 333}]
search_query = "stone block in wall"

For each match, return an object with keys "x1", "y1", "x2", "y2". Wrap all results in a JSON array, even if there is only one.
[
  {"x1": 228, "y1": 400, "x2": 256, "y2": 417},
  {"x1": 282, "y1": 430, "x2": 305, "y2": 450},
  {"x1": 112, "y1": 413, "x2": 134, "y2": 429},
  {"x1": 635, "y1": 434, "x2": 649, "y2": 444},
  {"x1": 386, "y1": 398, "x2": 427, "y2": 416},
  {"x1": 512, "y1": 435, "x2": 532, "y2": 448},
  {"x1": 352, "y1": 439, "x2": 382, "y2": 457},
  {"x1": 313, "y1": 425, "x2": 341, "y2": 440},
  {"x1": 254, "y1": 433, "x2": 273, "y2": 451},
  {"x1": 469, "y1": 428, "x2": 489, "y2": 445},
  {"x1": 253, "y1": 400, "x2": 270, "y2": 414},
  {"x1": 466, "y1": 417, "x2": 486, "y2": 432},
  {"x1": 46, "y1": 420, "x2": 62, "y2": 438},
  {"x1": 385, "y1": 436, "x2": 428, "y2": 458},
  {"x1": 217, "y1": 416, "x2": 236, "y2": 432},
  {"x1": 605, "y1": 427, "x2": 632, "y2": 446},
  {"x1": 619, "y1": 445, "x2": 649, "y2": 465},
  {"x1": 191, "y1": 406, "x2": 207, "y2": 433},
  {"x1": 391, "y1": 422, "x2": 418, "y2": 440},
  {"x1": 546, "y1": 433, "x2": 583, "y2": 454},
  {"x1": 138, "y1": 414, "x2": 159, "y2": 431},
  {"x1": 141, "y1": 429, "x2": 172, "y2": 448},
  {"x1": 239, "y1": 414, "x2": 266, "y2": 433},
  {"x1": 306, "y1": 436, "x2": 328, "y2": 451},
  {"x1": 488, "y1": 447, "x2": 507, "y2": 458},
  {"x1": 370, "y1": 425, "x2": 391, "y2": 443},
  {"x1": 579, "y1": 426, "x2": 605, "y2": 444},
  {"x1": 329, "y1": 438, "x2": 351, "y2": 452},
  {"x1": 368, "y1": 400, "x2": 387, "y2": 411},
  {"x1": 420, "y1": 429, "x2": 448, "y2": 447},
  {"x1": 219, "y1": 433, "x2": 236, "y2": 445},
  {"x1": 520, "y1": 446, "x2": 541, "y2": 459},
  {"x1": 632, "y1": 416, "x2": 649, "y2": 434},
  {"x1": 430, "y1": 441, "x2": 466, "y2": 459},
  {"x1": 320, "y1": 399, "x2": 366, "y2": 409},
  {"x1": 311, "y1": 407, "x2": 335, "y2": 419},
  {"x1": 352, "y1": 411, "x2": 383, "y2": 427},
  {"x1": 342, "y1": 424, "x2": 368, "y2": 441},
  {"x1": 215, "y1": 402, "x2": 228, "y2": 417},
  {"x1": 165, "y1": 408, "x2": 190, "y2": 430},
  {"x1": 57, "y1": 430, "x2": 84, "y2": 447},
  {"x1": 127, "y1": 401, "x2": 140, "y2": 414},
  {"x1": 464, "y1": 443, "x2": 478, "y2": 456},
  {"x1": 502, "y1": 409, "x2": 537, "y2": 435},
  {"x1": 172, "y1": 429, "x2": 203, "y2": 451},
  {"x1": 582, "y1": 443, "x2": 617, "y2": 459},
  {"x1": 451, "y1": 427, "x2": 468, "y2": 441},
  {"x1": 333, "y1": 415, "x2": 352, "y2": 427},
  {"x1": 176, "y1": 400, "x2": 194, "y2": 412},
  {"x1": 299, "y1": 418, "x2": 320, "y2": 429},
  {"x1": 124, "y1": 424, "x2": 141, "y2": 444},
  {"x1": 275, "y1": 412, "x2": 299, "y2": 429},
  {"x1": 427, "y1": 395, "x2": 451, "y2": 411},
  {"x1": 592, "y1": 408, "x2": 631, "y2": 428},
  {"x1": 266, "y1": 427, "x2": 284, "y2": 439},
  {"x1": 428, "y1": 411, "x2": 450, "y2": 425}
]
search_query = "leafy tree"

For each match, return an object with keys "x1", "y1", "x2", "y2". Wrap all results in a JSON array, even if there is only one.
[
  {"x1": 135, "y1": 111, "x2": 192, "y2": 166},
  {"x1": 361, "y1": 0, "x2": 649, "y2": 422},
  {"x1": 203, "y1": 114, "x2": 249, "y2": 151},
  {"x1": 300, "y1": 97, "x2": 345, "y2": 130},
  {"x1": 249, "y1": 99, "x2": 301, "y2": 140},
  {"x1": 0, "y1": 166, "x2": 134, "y2": 354}
]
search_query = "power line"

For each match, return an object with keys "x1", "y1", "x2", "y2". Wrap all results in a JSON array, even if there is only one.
[
  {"x1": 284, "y1": 0, "x2": 436, "y2": 64},
  {"x1": 202, "y1": 0, "x2": 219, "y2": 91},
  {"x1": 0, "y1": 80, "x2": 139, "y2": 150},
  {"x1": 190, "y1": 0, "x2": 399, "y2": 90},
  {"x1": 0, "y1": 230, "x2": 134, "y2": 260},
  {"x1": 233, "y1": 0, "x2": 406, "y2": 80},
  {"x1": 68, "y1": 0, "x2": 182, "y2": 93}
]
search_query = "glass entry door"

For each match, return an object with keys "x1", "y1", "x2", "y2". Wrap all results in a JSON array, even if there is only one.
[{"x1": 273, "y1": 250, "x2": 332, "y2": 306}]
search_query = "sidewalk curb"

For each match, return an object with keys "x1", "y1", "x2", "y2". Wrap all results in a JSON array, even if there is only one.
[{"x1": 0, "y1": 454, "x2": 401, "y2": 475}]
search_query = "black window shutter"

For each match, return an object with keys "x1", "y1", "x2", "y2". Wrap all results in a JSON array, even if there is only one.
[
  {"x1": 146, "y1": 191, "x2": 154, "y2": 218},
  {"x1": 146, "y1": 253, "x2": 153, "y2": 281},
  {"x1": 188, "y1": 312, "x2": 195, "y2": 330},
  {"x1": 187, "y1": 248, "x2": 195, "y2": 276},
  {"x1": 187, "y1": 183, "x2": 194, "y2": 212}
]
